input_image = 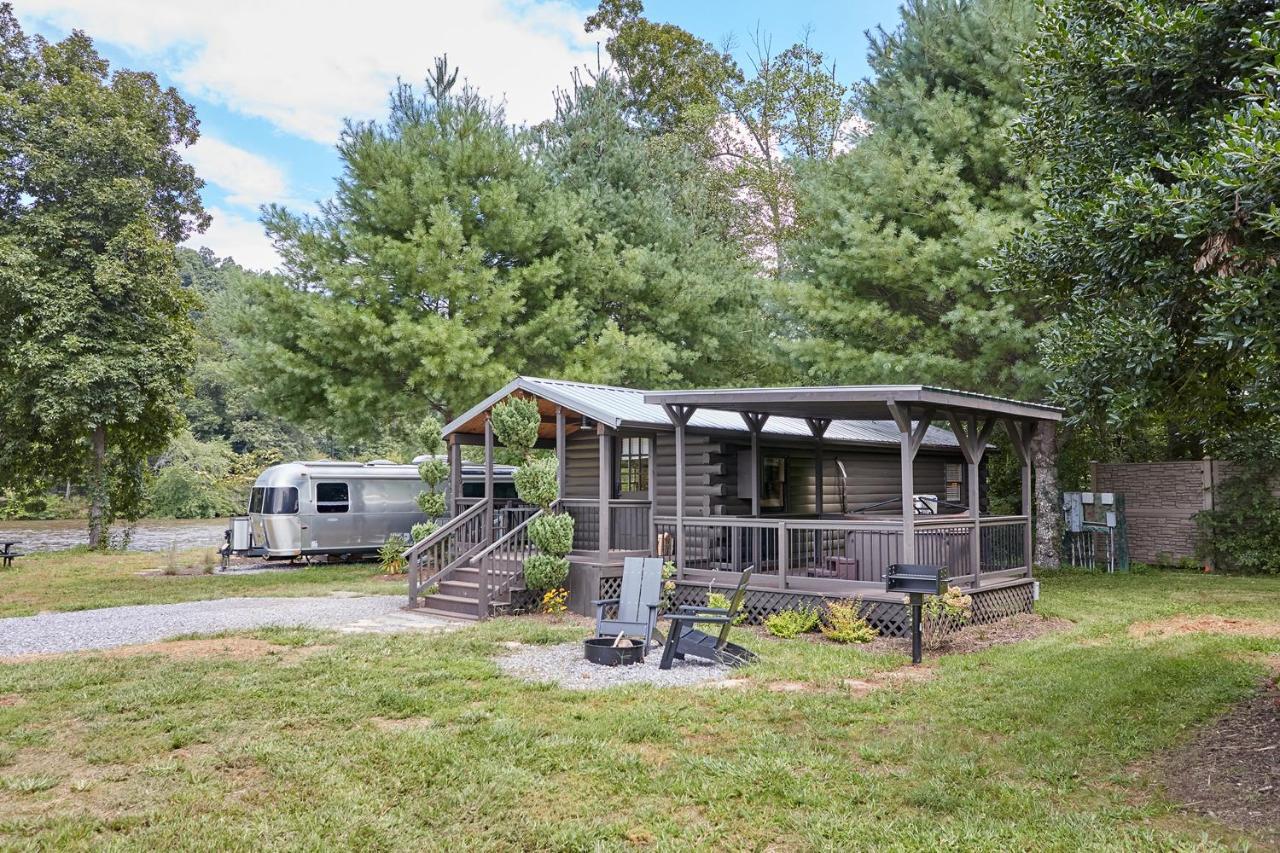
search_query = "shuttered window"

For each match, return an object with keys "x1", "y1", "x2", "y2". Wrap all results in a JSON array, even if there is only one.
[{"x1": 945, "y1": 463, "x2": 963, "y2": 504}]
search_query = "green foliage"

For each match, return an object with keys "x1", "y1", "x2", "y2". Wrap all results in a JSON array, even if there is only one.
[
  {"x1": 410, "y1": 521, "x2": 438, "y2": 544},
  {"x1": 236, "y1": 61, "x2": 764, "y2": 447},
  {"x1": 513, "y1": 457, "x2": 559, "y2": 510},
  {"x1": 146, "y1": 431, "x2": 240, "y2": 519},
  {"x1": 0, "y1": 9, "x2": 208, "y2": 544},
  {"x1": 820, "y1": 600, "x2": 877, "y2": 644},
  {"x1": 522, "y1": 553, "x2": 570, "y2": 592},
  {"x1": 922, "y1": 586, "x2": 973, "y2": 650},
  {"x1": 379, "y1": 535, "x2": 409, "y2": 574},
  {"x1": 764, "y1": 607, "x2": 820, "y2": 639},
  {"x1": 414, "y1": 417, "x2": 445, "y2": 459},
  {"x1": 417, "y1": 458, "x2": 448, "y2": 488},
  {"x1": 784, "y1": 0, "x2": 1044, "y2": 399},
  {"x1": 528, "y1": 513, "x2": 574, "y2": 558},
  {"x1": 706, "y1": 592, "x2": 746, "y2": 626},
  {"x1": 0, "y1": 491, "x2": 86, "y2": 521},
  {"x1": 415, "y1": 490, "x2": 446, "y2": 519},
  {"x1": 490, "y1": 399, "x2": 540, "y2": 455},
  {"x1": 998, "y1": 1, "x2": 1280, "y2": 447},
  {"x1": 1197, "y1": 433, "x2": 1280, "y2": 573}
]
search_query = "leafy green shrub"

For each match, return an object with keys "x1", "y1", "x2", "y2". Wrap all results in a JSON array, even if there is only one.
[
  {"x1": 514, "y1": 456, "x2": 559, "y2": 509},
  {"x1": 379, "y1": 534, "x2": 408, "y2": 574},
  {"x1": 921, "y1": 586, "x2": 972, "y2": 649},
  {"x1": 416, "y1": 489, "x2": 447, "y2": 518},
  {"x1": 528, "y1": 512, "x2": 574, "y2": 555},
  {"x1": 417, "y1": 457, "x2": 448, "y2": 486},
  {"x1": 490, "y1": 397, "x2": 540, "y2": 453},
  {"x1": 410, "y1": 521, "x2": 437, "y2": 543},
  {"x1": 523, "y1": 553, "x2": 569, "y2": 591},
  {"x1": 764, "y1": 607, "x2": 820, "y2": 639},
  {"x1": 1197, "y1": 457, "x2": 1280, "y2": 574},
  {"x1": 706, "y1": 592, "x2": 746, "y2": 626},
  {"x1": 821, "y1": 599, "x2": 877, "y2": 644}
]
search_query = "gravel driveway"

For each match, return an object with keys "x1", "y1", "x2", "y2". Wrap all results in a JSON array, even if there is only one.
[{"x1": 0, "y1": 595, "x2": 459, "y2": 656}]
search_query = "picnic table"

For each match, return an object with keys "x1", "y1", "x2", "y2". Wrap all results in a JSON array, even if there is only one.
[{"x1": 2, "y1": 541, "x2": 24, "y2": 568}]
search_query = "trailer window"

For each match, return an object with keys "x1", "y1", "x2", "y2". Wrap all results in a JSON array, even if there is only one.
[
  {"x1": 260, "y1": 487, "x2": 298, "y2": 515},
  {"x1": 315, "y1": 482, "x2": 349, "y2": 514},
  {"x1": 249, "y1": 487, "x2": 264, "y2": 513}
]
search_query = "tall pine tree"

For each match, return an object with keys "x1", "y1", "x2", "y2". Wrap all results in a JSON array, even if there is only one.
[{"x1": 785, "y1": 0, "x2": 1044, "y2": 398}]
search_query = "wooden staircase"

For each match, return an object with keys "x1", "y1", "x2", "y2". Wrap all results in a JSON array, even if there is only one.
[{"x1": 405, "y1": 499, "x2": 544, "y2": 621}]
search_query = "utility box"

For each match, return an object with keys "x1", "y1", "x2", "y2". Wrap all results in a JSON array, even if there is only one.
[
  {"x1": 230, "y1": 516, "x2": 252, "y2": 552},
  {"x1": 885, "y1": 564, "x2": 948, "y2": 596}
]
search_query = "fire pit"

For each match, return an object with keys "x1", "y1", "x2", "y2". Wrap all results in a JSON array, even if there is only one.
[{"x1": 583, "y1": 636, "x2": 645, "y2": 667}]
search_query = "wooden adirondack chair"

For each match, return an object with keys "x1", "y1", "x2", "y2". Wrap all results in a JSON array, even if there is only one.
[
  {"x1": 658, "y1": 567, "x2": 758, "y2": 670},
  {"x1": 593, "y1": 556, "x2": 664, "y2": 655}
]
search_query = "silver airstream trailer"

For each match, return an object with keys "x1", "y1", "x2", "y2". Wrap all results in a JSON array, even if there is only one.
[{"x1": 224, "y1": 459, "x2": 517, "y2": 561}]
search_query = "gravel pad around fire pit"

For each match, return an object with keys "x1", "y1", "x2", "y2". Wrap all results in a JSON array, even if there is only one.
[{"x1": 497, "y1": 641, "x2": 732, "y2": 689}]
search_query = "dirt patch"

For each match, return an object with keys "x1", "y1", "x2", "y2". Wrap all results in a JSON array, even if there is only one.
[
  {"x1": 856, "y1": 612, "x2": 1072, "y2": 656},
  {"x1": 1155, "y1": 670, "x2": 1280, "y2": 846},
  {"x1": 370, "y1": 717, "x2": 435, "y2": 732},
  {"x1": 0, "y1": 638, "x2": 332, "y2": 665},
  {"x1": 1130, "y1": 615, "x2": 1280, "y2": 641}
]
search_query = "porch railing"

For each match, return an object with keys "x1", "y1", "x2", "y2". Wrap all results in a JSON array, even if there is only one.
[
  {"x1": 469, "y1": 506, "x2": 545, "y2": 619},
  {"x1": 405, "y1": 497, "x2": 491, "y2": 604},
  {"x1": 653, "y1": 514, "x2": 1030, "y2": 590},
  {"x1": 560, "y1": 498, "x2": 652, "y2": 553}
]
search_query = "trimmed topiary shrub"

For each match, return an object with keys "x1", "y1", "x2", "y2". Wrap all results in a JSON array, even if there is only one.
[
  {"x1": 528, "y1": 512, "x2": 574, "y2": 555},
  {"x1": 523, "y1": 553, "x2": 570, "y2": 591},
  {"x1": 490, "y1": 397, "x2": 541, "y2": 453},
  {"x1": 513, "y1": 456, "x2": 559, "y2": 509}
]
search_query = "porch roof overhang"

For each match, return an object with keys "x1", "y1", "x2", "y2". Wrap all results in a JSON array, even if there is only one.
[{"x1": 642, "y1": 385, "x2": 1063, "y2": 424}]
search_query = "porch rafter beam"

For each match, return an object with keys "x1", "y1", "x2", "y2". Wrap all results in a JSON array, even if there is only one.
[
  {"x1": 805, "y1": 417, "x2": 831, "y2": 439},
  {"x1": 740, "y1": 411, "x2": 769, "y2": 434}
]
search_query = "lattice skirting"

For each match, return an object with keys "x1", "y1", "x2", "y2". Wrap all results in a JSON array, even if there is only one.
[{"x1": 667, "y1": 579, "x2": 1035, "y2": 638}]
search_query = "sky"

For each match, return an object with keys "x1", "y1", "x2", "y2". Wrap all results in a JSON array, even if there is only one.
[{"x1": 15, "y1": 0, "x2": 902, "y2": 272}]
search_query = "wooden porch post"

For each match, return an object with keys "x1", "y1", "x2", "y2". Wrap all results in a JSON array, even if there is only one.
[
  {"x1": 648, "y1": 431, "x2": 658, "y2": 555},
  {"x1": 888, "y1": 403, "x2": 916, "y2": 564},
  {"x1": 887, "y1": 404, "x2": 935, "y2": 568},
  {"x1": 447, "y1": 434, "x2": 462, "y2": 517},
  {"x1": 1004, "y1": 418, "x2": 1035, "y2": 577},
  {"x1": 948, "y1": 412, "x2": 996, "y2": 587},
  {"x1": 483, "y1": 416, "x2": 494, "y2": 541},
  {"x1": 741, "y1": 412, "x2": 769, "y2": 579},
  {"x1": 807, "y1": 418, "x2": 830, "y2": 517},
  {"x1": 663, "y1": 404, "x2": 696, "y2": 578},
  {"x1": 555, "y1": 406, "x2": 566, "y2": 494},
  {"x1": 598, "y1": 425, "x2": 612, "y2": 564}
]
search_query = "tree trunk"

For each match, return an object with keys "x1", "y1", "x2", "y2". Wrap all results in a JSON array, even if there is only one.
[
  {"x1": 1032, "y1": 421, "x2": 1061, "y2": 569},
  {"x1": 87, "y1": 425, "x2": 107, "y2": 548}
]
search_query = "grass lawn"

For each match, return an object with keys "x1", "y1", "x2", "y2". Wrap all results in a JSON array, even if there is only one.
[
  {"x1": 0, "y1": 549, "x2": 403, "y2": 617},
  {"x1": 0, "y1": 569, "x2": 1276, "y2": 849}
]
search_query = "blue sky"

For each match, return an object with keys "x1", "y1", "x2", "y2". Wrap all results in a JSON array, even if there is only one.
[{"x1": 16, "y1": 0, "x2": 902, "y2": 270}]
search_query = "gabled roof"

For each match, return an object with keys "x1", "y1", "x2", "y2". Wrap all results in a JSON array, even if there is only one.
[{"x1": 443, "y1": 376, "x2": 969, "y2": 451}]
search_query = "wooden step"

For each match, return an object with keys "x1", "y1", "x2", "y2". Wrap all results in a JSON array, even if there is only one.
[
  {"x1": 438, "y1": 579, "x2": 478, "y2": 597},
  {"x1": 421, "y1": 592, "x2": 481, "y2": 617},
  {"x1": 415, "y1": 606, "x2": 478, "y2": 622}
]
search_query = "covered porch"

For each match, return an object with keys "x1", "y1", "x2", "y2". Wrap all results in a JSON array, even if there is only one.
[{"x1": 642, "y1": 385, "x2": 1062, "y2": 600}]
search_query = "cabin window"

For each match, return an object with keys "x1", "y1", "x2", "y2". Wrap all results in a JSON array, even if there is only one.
[
  {"x1": 254, "y1": 486, "x2": 297, "y2": 515},
  {"x1": 315, "y1": 482, "x2": 349, "y2": 514},
  {"x1": 761, "y1": 456, "x2": 787, "y2": 512},
  {"x1": 616, "y1": 436, "x2": 650, "y2": 496},
  {"x1": 945, "y1": 463, "x2": 963, "y2": 505},
  {"x1": 460, "y1": 481, "x2": 519, "y2": 500}
]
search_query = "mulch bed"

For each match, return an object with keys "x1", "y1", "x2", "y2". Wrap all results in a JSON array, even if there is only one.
[{"x1": 1156, "y1": 667, "x2": 1280, "y2": 845}]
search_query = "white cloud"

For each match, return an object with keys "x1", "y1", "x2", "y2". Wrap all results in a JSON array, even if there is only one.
[
  {"x1": 186, "y1": 207, "x2": 280, "y2": 272},
  {"x1": 185, "y1": 136, "x2": 290, "y2": 209},
  {"x1": 20, "y1": 0, "x2": 600, "y2": 143}
]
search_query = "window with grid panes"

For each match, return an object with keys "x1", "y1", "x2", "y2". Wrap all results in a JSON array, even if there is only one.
[{"x1": 617, "y1": 436, "x2": 650, "y2": 495}]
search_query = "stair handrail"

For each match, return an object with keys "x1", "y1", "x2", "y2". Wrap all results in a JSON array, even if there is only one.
[
  {"x1": 405, "y1": 497, "x2": 491, "y2": 604},
  {"x1": 470, "y1": 500, "x2": 559, "y2": 618}
]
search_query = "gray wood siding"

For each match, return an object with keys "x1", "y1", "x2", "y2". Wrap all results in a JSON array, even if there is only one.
[
  {"x1": 563, "y1": 430, "x2": 600, "y2": 499},
  {"x1": 564, "y1": 426, "x2": 971, "y2": 518}
]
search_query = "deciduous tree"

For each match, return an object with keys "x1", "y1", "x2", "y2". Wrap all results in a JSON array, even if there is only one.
[{"x1": 0, "y1": 7, "x2": 208, "y2": 545}]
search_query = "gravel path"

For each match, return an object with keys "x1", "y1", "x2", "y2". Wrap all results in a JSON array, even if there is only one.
[
  {"x1": 0, "y1": 595, "x2": 459, "y2": 656},
  {"x1": 496, "y1": 641, "x2": 732, "y2": 689}
]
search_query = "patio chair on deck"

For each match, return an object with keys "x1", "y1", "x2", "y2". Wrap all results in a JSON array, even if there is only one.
[
  {"x1": 593, "y1": 557, "x2": 664, "y2": 655},
  {"x1": 658, "y1": 567, "x2": 758, "y2": 670}
]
